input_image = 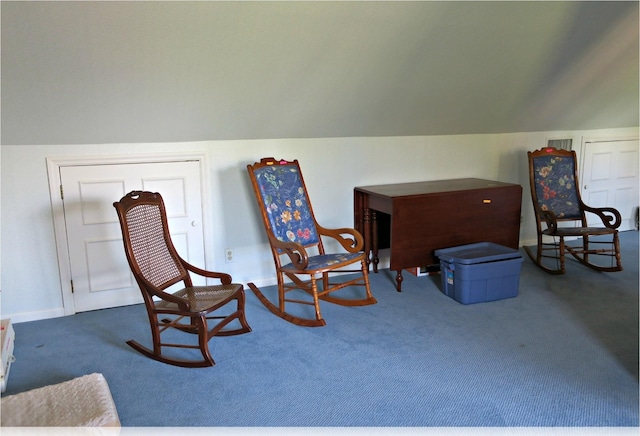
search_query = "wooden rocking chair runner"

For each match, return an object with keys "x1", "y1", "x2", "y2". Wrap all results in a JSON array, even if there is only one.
[
  {"x1": 247, "y1": 157, "x2": 377, "y2": 327},
  {"x1": 524, "y1": 147, "x2": 622, "y2": 274},
  {"x1": 113, "y1": 191, "x2": 251, "y2": 368}
]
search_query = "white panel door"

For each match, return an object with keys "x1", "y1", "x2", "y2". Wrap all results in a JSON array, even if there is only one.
[
  {"x1": 60, "y1": 161, "x2": 204, "y2": 312},
  {"x1": 581, "y1": 139, "x2": 639, "y2": 231}
]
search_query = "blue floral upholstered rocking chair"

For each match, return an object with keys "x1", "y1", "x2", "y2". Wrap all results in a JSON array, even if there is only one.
[
  {"x1": 525, "y1": 147, "x2": 622, "y2": 274},
  {"x1": 246, "y1": 158, "x2": 377, "y2": 327}
]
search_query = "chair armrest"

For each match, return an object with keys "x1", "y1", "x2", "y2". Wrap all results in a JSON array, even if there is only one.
[
  {"x1": 180, "y1": 260, "x2": 233, "y2": 285},
  {"x1": 317, "y1": 225, "x2": 364, "y2": 253},
  {"x1": 145, "y1": 258, "x2": 235, "y2": 311},
  {"x1": 582, "y1": 205, "x2": 622, "y2": 229},
  {"x1": 539, "y1": 209, "x2": 560, "y2": 232},
  {"x1": 269, "y1": 234, "x2": 310, "y2": 270},
  {"x1": 143, "y1": 281, "x2": 193, "y2": 311}
]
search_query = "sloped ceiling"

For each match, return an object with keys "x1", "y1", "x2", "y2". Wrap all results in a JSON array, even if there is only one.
[{"x1": 1, "y1": 1, "x2": 638, "y2": 145}]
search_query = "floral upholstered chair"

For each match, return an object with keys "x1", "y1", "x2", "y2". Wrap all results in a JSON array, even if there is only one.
[
  {"x1": 247, "y1": 158, "x2": 376, "y2": 327},
  {"x1": 525, "y1": 147, "x2": 622, "y2": 274}
]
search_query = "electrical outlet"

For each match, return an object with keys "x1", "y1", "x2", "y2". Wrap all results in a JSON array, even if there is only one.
[{"x1": 225, "y1": 248, "x2": 233, "y2": 263}]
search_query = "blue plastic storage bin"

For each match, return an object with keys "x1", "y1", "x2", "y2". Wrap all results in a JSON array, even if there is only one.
[{"x1": 434, "y1": 242, "x2": 523, "y2": 304}]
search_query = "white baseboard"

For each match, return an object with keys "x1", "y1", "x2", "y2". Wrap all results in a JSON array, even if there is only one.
[
  {"x1": 243, "y1": 277, "x2": 277, "y2": 289},
  {"x1": 520, "y1": 239, "x2": 537, "y2": 248},
  {"x1": 4, "y1": 308, "x2": 66, "y2": 324}
]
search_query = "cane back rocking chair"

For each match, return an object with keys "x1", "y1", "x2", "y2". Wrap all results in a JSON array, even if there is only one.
[
  {"x1": 524, "y1": 147, "x2": 622, "y2": 274},
  {"x1": 247, "y1": 158, "x2": 377, "y2": 327},
  {"x1": 113, "y1": 191, "x2": 251, "y2": 367}
]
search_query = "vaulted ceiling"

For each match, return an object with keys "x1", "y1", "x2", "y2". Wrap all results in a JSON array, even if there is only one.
[{"x1": 1, "y1": 1, "x2": 638, "y2": 144}]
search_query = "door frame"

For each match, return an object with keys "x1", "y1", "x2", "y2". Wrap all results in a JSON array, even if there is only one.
[{"x1": 46, "y1": 152, "x2": 209, "y2": 316}]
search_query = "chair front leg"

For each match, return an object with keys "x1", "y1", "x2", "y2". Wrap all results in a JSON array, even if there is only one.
[
  {"x1": 149, "y1": 312, "x2": 163, "y2": 355},
  {"x1": 583, "y1": 235, "x2": 590, "y2": 264},
  {"x1": 196, "y1": 314, "x2": 215, "y2": 366},
  {"x1": 361, "y1": 259, "x2": 374, "y2": 300},
  {"x1": 277, "y1": 272, "x2": 286, "y2": 313},
  {"x1": 614, "y1": 232, "x2": 622, "y2": 269},
  {"x1": 559, "y1": 236, "x2": 566, "y2": 273},
  {"x1": 310, "y1": 276, "x2": 322, "y2": 323}
]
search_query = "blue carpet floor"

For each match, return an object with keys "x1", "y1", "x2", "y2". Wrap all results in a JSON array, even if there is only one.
[{"x1": 2, "y1": 232, "x2": 638, "y2": 428}]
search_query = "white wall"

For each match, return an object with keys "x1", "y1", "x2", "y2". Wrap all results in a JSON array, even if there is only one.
[
  {"x1": 1, "y1": 127, "x2": 637, "y2": 322},
  {"x1": 3, "y1": 2, "x2": 638, "y2": 144}
]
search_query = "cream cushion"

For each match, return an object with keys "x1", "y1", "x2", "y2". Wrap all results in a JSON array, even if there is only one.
[{"x1": 1, "y1": 373, "x2": 120, "y2": 427}]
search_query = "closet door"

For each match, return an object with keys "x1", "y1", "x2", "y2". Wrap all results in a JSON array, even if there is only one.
[
  {"x1": 60, "y1": 160, "x2": 205, "y2": 312},
  {"x1": 581, "y1": 139, "x2": 639, "y2": 231}
]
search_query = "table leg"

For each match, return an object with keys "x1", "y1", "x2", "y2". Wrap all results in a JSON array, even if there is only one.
[
  {"x1": 362, "y1": 207, "x2": 371, "y2": 270},
  {"x1": 372, "y1": 210, "x2": 379, "y2": 273},
  {"x1": 395, "y1": 269, "x2": 403, "y2": 292}
]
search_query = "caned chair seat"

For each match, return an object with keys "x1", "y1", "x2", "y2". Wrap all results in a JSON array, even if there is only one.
[{"x1": 155, "y1": 284, "x2": 244, "y2": 313}]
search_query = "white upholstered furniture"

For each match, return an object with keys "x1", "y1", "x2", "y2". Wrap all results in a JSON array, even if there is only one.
[{"x1": 1, "y1": 373, "x2": 120, "y2": 427}]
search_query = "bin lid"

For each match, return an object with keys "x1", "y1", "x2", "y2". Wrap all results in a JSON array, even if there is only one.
[{"x1": 434, "y1": 242, "x2": 522, "y2": 265}]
